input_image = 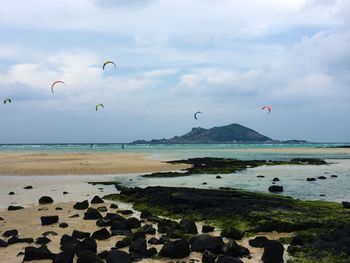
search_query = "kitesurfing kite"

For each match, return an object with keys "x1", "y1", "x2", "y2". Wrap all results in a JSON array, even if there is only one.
[
  {"x1": 262, "y1": 106, "x2": 272, "y2": 114},
  {"x1": 102, "y1": 61, "x2": 116, "y2": 70},
  {"x1": 51, "y1": 81, "x2": 67, "y2": 93},
  {"x1": 96, "y1": 104, "x2": 104, "y2": 111},
  {"x1": 194, "y1": 111, "x2": 202, "y2": 120},
  {"x1": 3, "y1": 98, "x2": 11, "y2": 104}
]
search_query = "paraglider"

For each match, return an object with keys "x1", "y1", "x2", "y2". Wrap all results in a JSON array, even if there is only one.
[
  {"x1": 3, "y1": 98, "x2": 11, "y2": 104},
  {"x1": 194, "y1": 111, "x2": 202, "y2": 120},
  {"x1": 51, "y1": 81, "x2": 67, "y2": 93},
  {"x1": 102, "y1": 61, "x2": 116, "y2": 70},
  {"x1": 96, "y1": 104, "x2": 104, "y2": 111},
  {"x1": 262, "y1": 106, "x2": 272, "y2": 114}
]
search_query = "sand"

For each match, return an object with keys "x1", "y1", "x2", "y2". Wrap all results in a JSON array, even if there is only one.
[{"x1": 0, "y1": 152, "x2": 189, "y2": 176}]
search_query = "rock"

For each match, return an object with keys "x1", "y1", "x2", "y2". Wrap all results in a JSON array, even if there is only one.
[
  {"x1": 126, "y1": 217, "x2": 141, "y2": 229},
  {"x1": 202, "y1": 182, "x2": 207, "y2": 185},
  {"x1": 110, "y1": 204, "x2": 118, "y2": 209},
  {"x1": 59, "y1": 223, "x2": 69, "y2": 228},
  {"x1": 115, "y1": 237, "x2": 131, "y2": 249},
  {"x1": 0, "y1": 217, "x2": 4, "y2": 221},
  {"x1": 220, "y1": 227, "x2": 245, "y2": 240},
  {"x1": 72, "y1": 230, "x2": 91, "y2": 239},
  {"x1": 91, "y1": 196, "x2": 104, "y2": 204},
  {"x1": 35, "y1": 236, "x2": 51, "y2": 245},
  {"x1": 77, "y1": 237, "x2": 97, "y2": 254},
  {"x1": 73, "y1": 200, "x2": 89, "y2": 210},
  {"x1": 179, "y1": 219, "x2": 198, "y2": 234},
  {"x1": 190, "y1": 234, "x2": 224, "y2": 254},
  {"x1": 60, "y1": 234, "x2": 80, "y2": 253},
  {"x1": 272, "y1": 178, "x2": 280, "y2": 182},
  {"x1": 24, "y1": 185, "x2": 33, "y2": 189},
  {"x1": 52, "y1": 252, "x2": 74, "y2": 263},
  {"x1": 158, "y1": 219, "x2": 179, "y2": 233},
  {"x1": 268, "y1": 185, "x2": 284, "y2": 193},
  {"x1": 41, "y1": 216, "x2": 59, "y2": 225},
  {"x1": 249, "y1": 236, "x2": 269, "y2": 248},
  {"x1": 92, "y1": 228, "x2": 111, "y2": 240},
  {"x1": 129, "y1": 238, "x2": 147, "y2": 254},
  {"x1": 56, "y1": 207, "x2": 63, "y2": 210},
  {"x1": 306, "y1": 178, "x2": 316, "y2": 181},
  {"x1": 83, "y1": 208, "x2": 102, "y2": 220},
  {"x1": 148, "y1": 237, "x2": 160, "y2": 245},
  {"x1": 342, "y1": 202, "x2": 350, "y2": 209},
  {"x1": 8, "y1": 191, "x2": 15, "y2": 195},
  {"x1": 140, "y1": 210, "x2": 153, "y2": 219},
  {"x1": 3, "y1": 229, "x2": 18, "y2": 237},
  {"x1": 69, "y1": 214, "x2": 80, "y2": 218},
  {"x1": 132, "y1": 232, "x2": 146, "y2": 241},
  {"x1": 331, "y1": 175, "x2": 338, "y2": 178},
  {"x1": 317, "y1": 176, "x2": 327, "y2": 180},
  {"x1": 159, "y1": 235, "x2": 170, "y2": 244},
  {"x1": 0, "y1": 239, "x2": 8, "y2": 248},
  {"x1": 120, "y1": 210, "x2": 133, "y2": 215},
  {"x1": 222, "y1": 239, "x2": 250, "y2": 257},
  {"x1": 217, "y1": 255, "x2": 243, "y2": 263},
  {"x1": 110, "y1": 229, "x2": 133, "y2": 237},
  {"x1": 319, "y1": 194, "x2": 326, "y2": 197},
  {"x1": 130, "y1": 252, "x2": 145, "y2": 261},
  {"x1": 159, "y1": 239, "x2": 191, "y2": 259},
  {"x1": 77, "y1": 250, "x2": 103, "y2": 263},
  {"x1": 98, "y1": 250, "x2": 108, "y2": 259},
  {"x1": 107, "y1": 250, "x2": 132, "y2": 263},
  {"x1": 8, "y1": 205, "x2": 24, "y2": 211},
  {"x1": 257, "y1": 175, "x2": 265, "y2": 178},
  {"x1": 7, "y1": 236, "x2": 34, "y2": 244},
  {"x1": 216, "y1": 175, "x2": 222, "y2": 179},
  {"x1": 39, "y1": 196, "x2": 54, "y2": 204},
  {"x1": 23, "y1": 246, "x2": 55, "y2": 261},
  {"x1": 97, "y1": 206, "x2": 107, "y2": 212},
  {"x1": 42, "y1": 231, "x2": 58, "y2": 237},
  {"x1": 136, "y1": 224, "x2": 156, "y2": 235},
  {"x1": 147, "y1": 216, "x2": 161, "y2": 223},
  {"x1": 202, "y1": 250, "x2": 217, "y2": 263},
  {"x1": 110, "y1": 220, "x2": 129, "y2": 231},
  {"x1": 261, "y1": 240, "x2": 284, "y2": 263},
  {"x1": 202, "y1": 225, "x2": 215, "y2": 233},
  {"x1": 145, "y1": 247, "x2": 157, "y2": 257},
  {"x1": 63, "y1": 191, "x2": 69, "y2": 195}
]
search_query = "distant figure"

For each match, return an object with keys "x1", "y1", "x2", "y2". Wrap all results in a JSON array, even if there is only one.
[{"x1": 122, "y1": 144, "x2": 125, "y2": 150}]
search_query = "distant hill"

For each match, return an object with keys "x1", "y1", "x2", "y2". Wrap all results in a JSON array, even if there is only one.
[{"x1": 132, "y1": 123, "x2": 274, "y2": 144}]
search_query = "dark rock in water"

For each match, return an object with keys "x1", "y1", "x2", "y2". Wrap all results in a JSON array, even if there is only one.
[
  {"x1": 217, "y1": 255, "x2": 243, "y2": 263},
  {"x1": 221, "y1": 227, "x2": 245, "y2": 240},
  {"x1": 59, "y1": 223, "x2": 69, "y2": 228},
  {"x1": 69, "y1": 214, "x2": 80, "y2": 218},
  {"x1": 91, "y1": 196, "x2": 104, "y2": 204},
  {"x1": 42, "y1": 231, "x2": 58, "y2": 237},
  {"x1": 72, "y1": 230, "x2": 91, "y2": 239},
  {"x1": 317, "y1": 176, "x2": 327, "y2": 180},
  {"x1": 126, "y1": 217, "x2": 141, "y2": 229},
  {"x1": 190, "y1": 234, "x2": 224, "y2": 254},
  {"x1": 115, "y1": 237, "x2": 131, "y2": 249},
  {"x1": 63, "y1": 191, "x2": 69, "y2": 195},
  {"x1": 39, "y1": 196, "x2": 54, "y2": 204},
  {"x1": 52, "y1": 252, "x2": 74, "y2": 263},
  {"x1": 98, "y1": 250, "x2": 108, "y2": 259},
  {"x1": 8, "y1": 236, "x2": 34, "y2": 244},
  {"x1": 272, "y1": 178, "x2": 280, "y2": 182},
  {"x1": 159, "y1": 239, "x2": 190, "y2": 259},
  {"x1": 8, "y1": 191, "x2": 15, "y2": 195},
  {"x1": 145, "y1": 247, "x2": 157, "y2": 257},
  {"x1": 3, "y1": 229, "x2": 18, "y2": 237},
  {"x1": 73, "y1": 200, "x2": 89, "y2": 210},
  {"x1": 179, "y1": 219, "x2": 198, "y2": 234},
  {"x1": 216, "y1": 175, "x2": 222, "y2": 179},
  {"x1": 249, "y1": 236, "x2": 269, "y2": 248},
  {"x1": 23, "y1": 246, "x2": 55, "y2": 261},
  {"x1": 136, "y1": 224, "x2": 156, "y2": 235},
  {"x1": 262, "y1": 240, "x2": 284, "y2": 263},
  {"x1": 55, "y1": 207, "x2": 63, "y2": 211},
  {"x1": 92, "y1": 228, "x2": 111, "y2": 240},
  {"x1": 97, "y1": 206, "x2": 107, "y2": 212},
  {"x1": 148, "y1": 237, "x2": 160, "y2": 245},
  {"x1": 222, "y1": 239, "x2": 250, "y2": 257},
  {"x1": 8, "y1": 205, "x2": 24, "y2": 211},
  {"x1": 158, "y1": 219, "x2": 179, "y2": 233},
  {"x1": 77, "y1": 250, "x2": 103, "y2": 263},
  {"x1": 268, "y1": 185, "x2": 284, "y2": 193},
  {"x1": 84, "y1": 208, "x2": 102, "y2": 220},
  {"x1": 257, "y1": 175, "x2": 265, "y2": 178},
  {"x1": 342, "y1": 202, "x2": 350, "y2": 209},
  {"x1": 0, "y1": 239, "x2": 8, "y2": 247},
  {"x1": 129, "y1": 238, "x2": 147, "y2": 254},
  {"x1": 306, "y1": 178, "x2": 316, "y2": 181},
  {"x1": 202, "y1": 182, "x2": 208, "y2": 185},
  {"x1": 331, "y1": 175, "x2": 338, "y2": 178},
  {"x1": 140, "y1": 210, "x2": 153, "y2": 219},
  {"x1": 110, "y1": 203, "x2": 118, "y2": 209},
  {"x1": 24, "y1": 186, "x2": 33, "y2": 189},
  {"x1": 35, "y1": 236, "x2": 51, "y2": 245},
  {"x1": 41, "y1": 216, "x2": 59, "y2": 225},
  {"x1": 202, "y1": 250, "x2": 217, "y2": 263},
  {"x1": 120, "y1": 210, "x2": 133, "y2": 215},
  {"x1": 202, "y1": 225, "x2": 215, "y2": 233},
  {"x1": 107, "y1": 250, "x2": 132, "y2": 263}
]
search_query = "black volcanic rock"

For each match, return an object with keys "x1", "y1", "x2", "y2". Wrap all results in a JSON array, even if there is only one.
[
  {"x1": 268, "y1": 185, "x2": 284, "y2": 193},
  {"x1": 39, "y1": 196, "x2": 54, "y2": 204},
  {"x1": 107, "y1": 250, "x2": 132, "y2": 263},
  {"x1": 262, "y1": 240, "x2": 284, "y2": 263},
  {"x1": 159, "y1": 239, "x2": 190, "y2": 259},
  {"x1": 190, "y1": 234, "x2": 224, "y2": 254},
  {"x1": 8, "y1": 205, "x2": 24, "y2": 211},
  {"x1": 73, "y1": 200, "x2": 89, "y2": 210},
  {"x1": 91, "y1": 196, "x2": 104, "y2": 204},
  {"x1": 3, "y1": 229, "x2": 18, "y2": 238},
  {"x1": 41, "y1": 216, "x2": 59, "y2": 225}
]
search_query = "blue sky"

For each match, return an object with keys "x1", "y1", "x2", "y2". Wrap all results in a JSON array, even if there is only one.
[{"x1": 0, "y1": 0, "x2": 350, "y2": 143}]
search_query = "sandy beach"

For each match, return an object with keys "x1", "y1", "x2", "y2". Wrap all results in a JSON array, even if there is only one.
[{"x1": 0, "y1": 152, "x2": 189, "y2": 176}]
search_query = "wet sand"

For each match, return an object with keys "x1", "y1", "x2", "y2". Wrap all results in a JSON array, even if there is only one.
[{"x1": 0, "y1": 152, "x2": 189, "y2": 176}]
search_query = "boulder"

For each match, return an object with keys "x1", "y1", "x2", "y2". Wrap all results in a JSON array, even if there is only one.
[
  {"x1": 39, "y1": 196, "x2": 54, "y2": 204},
  {"x1": 8, "y1": 205, "x2": 24, "y2": 211},
  {"x1": 202, "y1": 250, "x2": 217, "y2": 263},
  {"x1": 145, "y1": 247, "x2": 157, "y2": 257},
  {"x1": 202, "y1": 182, "x2": 208, "y2": 185},
  {"x1": 115, "y1": 237, "x2": 131, "y2": 249},
  {"x1": 136, "y1": 224, "x2": 156, "y2": 235},
  {"x1": 331, "y1": 175, "x2": 338, "y2": 178},
  {"x1": 222, "y1": 239, "x2": 250, "y2": 257},
  {"x1": 216, "y1": 175, "x2": 222, "y2": 179},
  {"x1": 41, "y1": 216, "x2": 59, "y2": 225},
  {"x1": 261, "y1": 240, "x2": 284, "y2": 263},
  {"x1": 249, "y1": 236, "x2": 269, "y2": 248},
  {"x1": 158, "y1": 219, "x2": 179, "y2": 233},
  {"x1": 60, "y1": 234, "x2": 81, "y2": 253},
  {"x1": 268, "y1": 185, "x2": 284, "y2": 193},
  {"x1": 77, "y1": 237, "x2": 97, "y2": 254},
  {"x1": 52, "y1": 252, "x2": 74, "y2": 263},
  {"x1": 23, "y1": 246, "x2": 55, "y2": 261},
  {"x1": 140, "y1": 210, "x2": 153, "y2": 219},
  {"x1": 72, "y1": 230, "x2": 91, "y2": 239},
  {"x1": 190, "y1": 234, "x2": 224, "y2": 254},
  {"x1": 179, "y1": 219, "x2": 198, "y2": 234},
  {"x1": 202, "y1": 225, "x2": 215, "y2": 233},
  {"x1": 110, "y1": 203, "x2": 118, "y2": 209},
  {"x1": 159, "y1": 239, "x2": 190, "y2": 259},
  {"x1": 7, "y1": 236, "x2": 34, "y2": 244},
  {"x1": 106, "y1": 250, "x2": 132, "y2": 263},
  {"x1": 0, "y1": 239, "x2": 8, "y2": 248},
  {"x1": 63, "y1": 191, "x2": 69, "y2": 195},
  {"x1": 217, "y1": 255, "x2": 243, "y2": 263},
  {"x1": 272, "y1": 178, "x2": 280, "y2": 182},
  {"x1": 159, "y1": 235, "x2": 170, "y2": 244},
  {"x1": 8, "y1": 191, "x2": 15, "y2": 195},
  {"x1": 257, "y1": 175, "x2": 265, "y2": 178},
  {"x1": 73, "y1": 200, "x2": 89, "y2": 210},
  {"x1": 77, "y1": 250, "x2": 103, "y2": 263},
  {"x1": 220, "y1": 227, "x2": 245, "y2": 240},
  {"x1": 317, "y1": 176, "x2": 327, "y2": 180},
  {"x1": 59, "y1": 223, "x2": 69, "y2": 228},
  {"x1": 83, "y1": 208, "x2": 102, "y2": 220},
  {"x1": 129, "y1": 238, "x2": 147, "y2": 254},
  {"x1": 148, "y1": 237, "x2": 160, "y2": 245},
  {"x1": 306, "y1": 178, "x2": 316, "y2": 181},
  {"x1": 3, "y1": 229, "x2": 18, "y2": 237},
  {"x1": 110, "y1": 220, "x2": 129, "y2": 231},
  {"x1": 126, "y1": 217, "x2": 141, "y2": 229},
  {"x1": 91, "y1": 196, "x2": 104, "y2": 204},
  {"x1": 92, "y1": 228, "x2": 111, "y2": 240},
  {"x1": 24, "y1": 186, "x2": 33, "y2": 189},
  {"x1": 35, "y1": 236, "x2": 51, "y2": 245}
]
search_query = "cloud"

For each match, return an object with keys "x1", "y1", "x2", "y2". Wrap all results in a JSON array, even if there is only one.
[{"x1": 94, "y1": 0, "x2": 157, "y2": 9}]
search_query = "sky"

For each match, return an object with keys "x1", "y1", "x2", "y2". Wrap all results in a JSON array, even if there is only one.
[{"x1": 0, "y1": 0, "x2": 350, "y2": 143}]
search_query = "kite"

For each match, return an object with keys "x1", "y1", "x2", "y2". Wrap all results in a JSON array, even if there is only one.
[
  {"x1": 194, "y1": 111, "x2": 202, "y2": 120},
  {"x1": 51, "y1": 81, "x2": 67, "y2": 93}
]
